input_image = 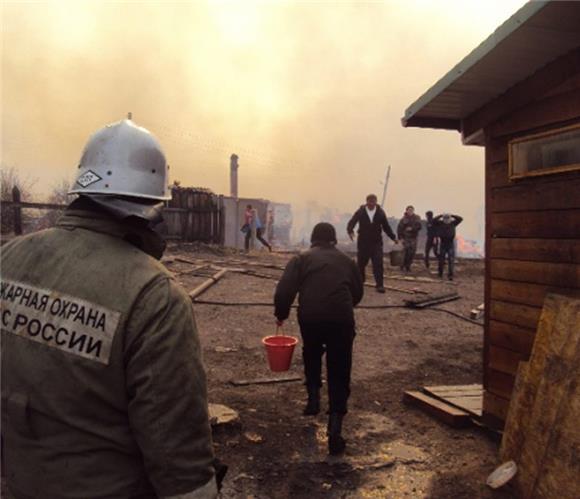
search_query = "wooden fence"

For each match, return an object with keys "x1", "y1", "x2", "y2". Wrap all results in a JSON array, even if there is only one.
[
  {"x1": 2, "y1": 186, "x2": 225, "y2": 244},
  {"x1": 161, "y1": 187, "x2": 224, "y2": 244}
]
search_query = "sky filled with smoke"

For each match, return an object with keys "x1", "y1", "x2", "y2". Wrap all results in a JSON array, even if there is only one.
[{"x1": 2, "y1": 0, "x2": 526, "y2": 244}]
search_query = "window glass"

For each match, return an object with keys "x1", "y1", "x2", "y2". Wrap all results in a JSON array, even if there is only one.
[{"x1": 509, "y1": 124, "x2": 580, "y2": 179}]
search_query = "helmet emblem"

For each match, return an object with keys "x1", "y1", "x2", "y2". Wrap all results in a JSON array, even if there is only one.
[{"x1": 76, "y1": 170, "x2": 102, "y2": 188}]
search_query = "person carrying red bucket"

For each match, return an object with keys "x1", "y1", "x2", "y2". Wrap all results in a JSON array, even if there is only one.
[{"x1": 274, "y1": 223, "x2": 364, "y2": 455}]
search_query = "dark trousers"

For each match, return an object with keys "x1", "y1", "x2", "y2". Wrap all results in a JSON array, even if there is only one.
[
  {"x1": 244, "y1": 228, "x2": 251, "y2": 251},
  {"x1": 357, "y1": 243, "x2": 384, "y2": 287},
  {"x1": 402, "y1": 238, "x2": 417, "y2": 271},
  {"x1": 245, "y1": 228, "x2": 271, "y2": 251},
  {"x1": 256, "y1": 228, "x2": 271, "y2": 249},
  {"x1": 438, "y1": 240, "x2": 455, "y2": 277},
  {"x1": 299, "y1": 322, "x2": 354, "y2": 415},
  {"x1": 424, "y1": 236, "x2": 439, "y2": 267}
]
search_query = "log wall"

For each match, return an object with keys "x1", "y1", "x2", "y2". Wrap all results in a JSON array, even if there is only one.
[{"x1": 482, "y1": 61, "x2": 580, "y2": 428}]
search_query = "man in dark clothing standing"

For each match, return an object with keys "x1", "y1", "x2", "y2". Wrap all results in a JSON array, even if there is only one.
[
  {"x1": 424, "y1": 210, "x2": 440, "y2": 269},
  {"x1": 347, "y1": 194, "x2": 398, "y2": 293},
  {"x1": 397, "y1": 205, "x2": 422, "y2": 272},
  {"x1": 433, "y1": 213, "x2": 463, "y2": 280},
  {"x1": 274, "y1": 223, "x2": 363, "y2": 455}
]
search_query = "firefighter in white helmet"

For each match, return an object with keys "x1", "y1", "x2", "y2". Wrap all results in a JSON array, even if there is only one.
[{"x1": 1, "y1": 118, "x2": 220, "y2": 498}]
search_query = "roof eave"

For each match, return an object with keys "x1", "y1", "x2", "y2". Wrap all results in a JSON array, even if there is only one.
[
  {"x1": 401, "y1": 116, "x2": 460, "y2": 131},
  {"x1": 401, "y1": 0, "x2": 549, "y2": 130}
]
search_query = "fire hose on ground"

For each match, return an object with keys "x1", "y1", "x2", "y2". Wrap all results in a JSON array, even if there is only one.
[
  {"x1": 185, "y1": 268, "x2": 483, "y2": 326},
  {"x1": 191, "y1": 299, "x2": 484, "y2": 327}
]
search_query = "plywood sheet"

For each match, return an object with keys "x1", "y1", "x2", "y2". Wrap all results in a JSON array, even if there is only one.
[{"x1": 499, "y1": 293, "x2": 580, "y2": 499}]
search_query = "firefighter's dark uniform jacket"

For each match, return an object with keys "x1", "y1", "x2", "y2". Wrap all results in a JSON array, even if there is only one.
[{"x1": 1, "y1": 203, "x2": 217, "y2": 499}]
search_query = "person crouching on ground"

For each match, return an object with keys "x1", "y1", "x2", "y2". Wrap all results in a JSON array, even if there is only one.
[{"x1": 274, "y1": 223, "x2": 363, "y2": 455}]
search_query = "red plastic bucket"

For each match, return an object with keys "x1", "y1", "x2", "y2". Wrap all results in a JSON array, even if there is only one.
[{"x1": 262, "y1": 334, "x2": 298, "y2": 372}]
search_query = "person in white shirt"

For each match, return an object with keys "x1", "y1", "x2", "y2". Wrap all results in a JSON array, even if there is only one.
[{"x1": 347, "y1": 194, "x2": 398, "y2": 293}]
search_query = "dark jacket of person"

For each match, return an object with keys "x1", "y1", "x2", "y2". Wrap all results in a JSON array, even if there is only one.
[
  {"x1": 274, "y1": 245, "x2": 364, "y2": 325},
  {"x1": 434, "y1": 214, "x2": 463, "y2": 243},
  {"x1": 1, "y1": 199, "x2": 216, "y2": 499},
  {"x1": 397, "y1": 214, "x2": 422, "y2": 240},
  {"x1": 426, "y1": 217, "x2": 439, "y2": 239},
  {"x1": 347, "y1": 205, "x2": 396, "y2": 246}
]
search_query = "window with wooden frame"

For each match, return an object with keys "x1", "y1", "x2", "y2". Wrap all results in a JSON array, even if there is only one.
[{"x1": 509, "y1": 123, "x2": 580, "y2": 179}]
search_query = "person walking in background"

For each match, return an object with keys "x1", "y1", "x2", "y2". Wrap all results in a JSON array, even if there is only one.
[
  {"x1": 242, "y1": 205, "x2": 272, "y2": 252},
  {"x1": 275, "y1": 223, "x2": 363, "y2": 455},
  {"x1": 253, "y1": 207, "x2": 272, "y2": 252},
  {"x1": 424, "y1": 210, "x2": 440, "y2": 269},
  {"x1": 434, "y1": 213, "x2": 463, "y2": 280},
  {"x1": 347, "y1": 194, "x2": 398, "y2": 293},
  {"x1": 266, "y1": 208, "x2": 275, "y2": 242},
  {"x1": 397, "y1": 205, "x2": 422, "y2": 272},
  {"x1": 242, "y1": 204, "x2": 254, "y2": 252}
]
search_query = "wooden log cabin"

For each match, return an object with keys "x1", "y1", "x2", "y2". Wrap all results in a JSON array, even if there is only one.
[{"x1": 402, "y1": 0, "x2": 580, "y2": 429}]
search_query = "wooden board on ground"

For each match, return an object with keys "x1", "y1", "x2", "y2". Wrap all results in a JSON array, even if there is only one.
[
  {"x1": 403, "y1": 390, "x2": 473, "y2": 428},
  {"x1": 424, "y1": 384, "x2": 482, "y2": 393},
  {"x1": 175, "y1": 256, "x2": 200, "y2": 266},
  {"x1": 404, "y1": 292, "x2": 460, "y2": 309},
  {"x1": 225, "y1": 260, "x2": 286, "y2": 271},
  {"x1": 470, "y1": 303, "x2": 485, "y2": 320},
  {"x1": 218, "y1": 267, "x2": 279, "y2": 281},
  {"x1": 423, "y1": 384, "x2": 483, "y2": 418},
  {"x1": 387, "y1": 275, "x2": 437, "y2": 283},
  {"x1": 189, "y1": 268, "x2": 228, "y2": 300},
  {"x1": 230, "y1": 375, "x2": 302, "y2": 386},
  {"x1": 500, "y1": 293, "x2": 580, "y2": 499},
  {"x1": 175, "y1": 264, "x2": 207, "y2": 277},
  {"x1": 363, "y1": 282, "x2": 417, "y2": 295}
]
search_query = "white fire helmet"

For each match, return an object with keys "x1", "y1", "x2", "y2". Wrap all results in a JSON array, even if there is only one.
[{"x1": 69, "y1": 119, "x2": 170, "y2": 200}]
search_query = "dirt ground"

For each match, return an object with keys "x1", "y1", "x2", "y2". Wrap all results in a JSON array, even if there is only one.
[{"x1": 167, "y1": 245, "x2": 514, "y2": 499}]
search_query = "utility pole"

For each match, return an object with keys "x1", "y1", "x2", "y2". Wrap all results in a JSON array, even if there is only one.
[{"x1": 381, "y1": 165, "x2": 391, "y2": 207}]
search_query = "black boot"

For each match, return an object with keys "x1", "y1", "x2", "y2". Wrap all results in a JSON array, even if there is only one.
[
  {"x1": 303, "y1": 386, "x2": 320, "y2": 416},
  {"x1": 327, "y1": 413, "x2": 346, "y2": 455}
]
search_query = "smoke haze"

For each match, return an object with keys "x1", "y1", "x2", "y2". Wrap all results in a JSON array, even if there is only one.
[{"x1": 2, "y1": 0, "x2": 527, "y2": 244}]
